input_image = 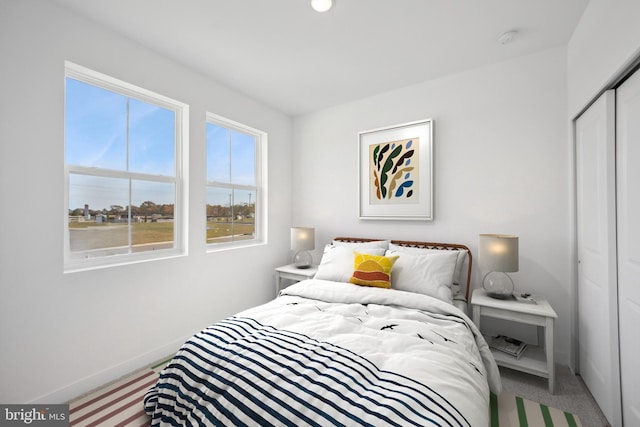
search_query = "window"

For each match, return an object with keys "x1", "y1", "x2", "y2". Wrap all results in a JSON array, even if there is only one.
[
  {"x1": 206, "y1": 113, "x2": 265, "y2": 248},
  {"x1": 64, "y1": 62, "x2": 188, "y2": 271}
]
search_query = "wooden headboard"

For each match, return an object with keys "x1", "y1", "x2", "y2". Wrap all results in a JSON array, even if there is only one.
[{"x1": 333, "y1": 237, "x2": 473, "y2": 301}]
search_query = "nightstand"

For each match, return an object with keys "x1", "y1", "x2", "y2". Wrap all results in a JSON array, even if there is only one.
[
  {"x1": 274, "y1": 264, "x2": 318, "y2": 295},
  {"x1": 471, "y1": 288, "x2": 558, "y2": 393}
]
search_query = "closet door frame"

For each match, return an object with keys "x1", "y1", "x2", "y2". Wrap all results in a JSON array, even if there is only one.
[{"x1": 574, "y1": 89, "x2": 622, "y2": 427}]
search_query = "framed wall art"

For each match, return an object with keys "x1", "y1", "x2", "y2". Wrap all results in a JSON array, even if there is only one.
[{"x1": 358, "y1": 119, "x2": 433, "y2": 220}]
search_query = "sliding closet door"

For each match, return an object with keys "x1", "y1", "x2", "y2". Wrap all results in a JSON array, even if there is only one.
[
  {"x1": 616, "y1": 69, "x2": 640, "y2": 427},
  {"x1": 575, "y1": 90, "x2": 622, "y2": 426}
]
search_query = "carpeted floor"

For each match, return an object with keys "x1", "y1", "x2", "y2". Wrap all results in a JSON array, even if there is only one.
[
  {"x1": 69, "y1": 358, "x2": 589, "y2": 426},
  {"x1": 500, "y1": 365, "x2": 610, "y2": 427}
]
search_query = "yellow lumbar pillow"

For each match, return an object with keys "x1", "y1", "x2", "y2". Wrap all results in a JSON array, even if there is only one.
[{"x1": 349, "y1": 251, "x2": 399, "y2": 288}]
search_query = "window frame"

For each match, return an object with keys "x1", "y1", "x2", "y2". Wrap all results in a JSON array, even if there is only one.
[
  {"x1": 64, "y1": 61, "x2": 189, "y2": 272},
  {"x1": 205, "y1": 112, "x2": 267, "y2": 251}
]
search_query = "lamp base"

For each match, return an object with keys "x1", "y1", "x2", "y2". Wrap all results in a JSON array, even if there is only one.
[
  {"x1": 293, "y1": 251, "x2": 312, "y2": 269},
  {"x1": 483, "y1": 271, "x2": 514, "y2": 299}
]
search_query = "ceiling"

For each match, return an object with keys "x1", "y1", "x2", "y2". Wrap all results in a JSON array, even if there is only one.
[{"x1": 53, "y1": 0, "x2": 589, "y2": 116}]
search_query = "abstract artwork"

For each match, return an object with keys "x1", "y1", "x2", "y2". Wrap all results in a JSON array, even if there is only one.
[
  {"x1": 370, "y1": 137, "x2": 419, "y2": 204},
  {"x1": 359, "y1": 119, "x2": 433, "y2": 220}
]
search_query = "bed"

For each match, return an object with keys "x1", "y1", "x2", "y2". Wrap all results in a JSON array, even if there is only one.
[{"x1": 144, "y1": 237, "x2": 501, "y2": 426}]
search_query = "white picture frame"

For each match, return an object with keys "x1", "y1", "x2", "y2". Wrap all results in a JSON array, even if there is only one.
[{"x1": 358, "y1": 119, "x2": 433, "y2": 220}]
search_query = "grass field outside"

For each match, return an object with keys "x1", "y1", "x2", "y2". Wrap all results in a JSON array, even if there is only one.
[
  {"x1": 69, "y1": 218, "x2": 255, "y2": 251},
  {"x1": 206, "y1": 221, "x2": 254, "y2": 242}
]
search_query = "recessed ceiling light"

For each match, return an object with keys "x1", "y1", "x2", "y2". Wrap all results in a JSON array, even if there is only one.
[
  {"x1": 311, "y1": 0, "x2": 334, "y2": 13},
  {"x1": 497, "y1": 30, "x2": 518, "y2": 45}
]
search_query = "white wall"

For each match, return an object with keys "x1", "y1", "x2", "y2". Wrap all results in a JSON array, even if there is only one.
[
  {"x1": 0, "y1": 0, "x2": 293, "y2": 403},
  {"x1": 568, "y1": 0, "x2": 640, "y2": 117},
  {"x1": 292, "y1": 47, "x2": 572, "y2": 363}
]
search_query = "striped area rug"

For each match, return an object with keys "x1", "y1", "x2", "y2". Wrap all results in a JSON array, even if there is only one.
[
  {"x1": 491, "y1": 391, "x2": 583, "y2": 427},
  {"x1": 69, "y1": 359, "x2": 169, "y2": 427},
  {"x1": 69, "y1": 359, "x2": 582, "y2": 427}
]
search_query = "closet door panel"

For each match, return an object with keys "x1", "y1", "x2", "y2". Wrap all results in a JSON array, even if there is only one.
[
  {"x1": 616, "y1": 69, "x2": 640, "y2": 427},
  {"x1": 575, "y1": 90, "x2": 621, "y2": 426}
]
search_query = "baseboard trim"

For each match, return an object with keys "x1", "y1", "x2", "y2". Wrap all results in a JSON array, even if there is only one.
[{"x1": 28, "y1": 338, "x2": 186, "y2": 404}]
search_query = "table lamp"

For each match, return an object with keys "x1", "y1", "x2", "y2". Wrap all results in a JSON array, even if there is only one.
[
  {"x1": 478, "y1": 234, "x2": 519, "y2": 299},
  {"x1": 291, "y1": 227, "x2": 315, "y2": 269}
]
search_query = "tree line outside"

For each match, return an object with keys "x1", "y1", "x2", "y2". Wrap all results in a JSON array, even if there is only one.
[
  {"x1": 69, "y1": 201, "x2": 175, "y2": 223},
  {"x1": 69, "y1": 201, "x2": 255, "y2": 222}
]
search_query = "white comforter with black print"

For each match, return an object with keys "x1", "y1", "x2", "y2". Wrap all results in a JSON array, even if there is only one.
[{"x1": 144, "y1": 279, "x2": 501, "y2": 426}]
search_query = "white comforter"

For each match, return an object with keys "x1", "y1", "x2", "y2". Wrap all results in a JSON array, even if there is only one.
[{"x1": 145, "y1": 279, "x2": 501, "y2": 426}]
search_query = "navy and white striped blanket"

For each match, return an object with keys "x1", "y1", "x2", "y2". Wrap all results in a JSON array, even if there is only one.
[{"x1": 144, "y1": 280, "x2": 501, "y2": 426}]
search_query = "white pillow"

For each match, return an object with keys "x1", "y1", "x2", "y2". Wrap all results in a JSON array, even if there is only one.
[
  {"x1": 388, "y1": 243, "x2": 467, "y2": 286},
  {"x1": 314, "y1": 244, "x2": 386, "y2": 283},
  {"x1": 387, "y1": 249, "x2": 459, "y2": 303},
  {"x1": 332, "y1": 240, "x2": 390, "y2": 250}
]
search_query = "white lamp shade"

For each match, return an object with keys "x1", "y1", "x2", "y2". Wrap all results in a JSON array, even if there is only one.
[
  {"x1": 478, "y1": 234, "x2": 519, "y2": 272},
  {"x1": 291, "y1": 227, "x2": 315, "y2": 251}
]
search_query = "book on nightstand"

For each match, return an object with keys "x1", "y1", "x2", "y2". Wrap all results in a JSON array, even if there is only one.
[
  {"x1": 490, "y1": 335, "x2": 527, "y2": 359},
  {"x1": 513, "y1": 292, "x2": 537, "y2": 304}
]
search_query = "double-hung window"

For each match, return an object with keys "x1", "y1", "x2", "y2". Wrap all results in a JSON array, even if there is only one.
[
  {"x1": 206, "y1": 113, "x2": 265, "y2": 248},
  {"x1": 64, "y1": 62, "x2": 188, "y2": 271}
]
